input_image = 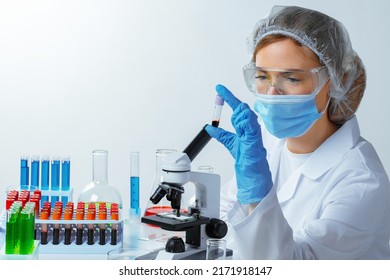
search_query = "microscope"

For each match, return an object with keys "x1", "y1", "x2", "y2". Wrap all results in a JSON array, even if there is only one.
[{"x1": 140, "y1": 125, "x2": 231, "y2": 260}]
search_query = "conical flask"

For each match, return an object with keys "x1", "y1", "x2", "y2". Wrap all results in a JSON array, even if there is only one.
[
  {"x1": 78, "y1": 150, "x2": 122, "y2": 208},
  {"x1": 144, "y1": 149, "x2": 177, "y2": 217}
]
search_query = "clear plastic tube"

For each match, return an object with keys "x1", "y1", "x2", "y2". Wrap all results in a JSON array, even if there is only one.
[
  {"x1": 20, "y1": 156, "x2": 29, "y2": 190},
  {"x1": 130, "y1": 152, "x2": 140, "y2": 217},
  {"x1": 61, "y1": 156, "x2": 71, "y2": 204},
  {"x1": 51, "y1": 156, "x2": 61, "y2": 204},
  {"x1": 40, "y1": 156, "x2": 50, "y2": 204},
  {"x1": 31, "y1": 156, "x2": 40, "y2": 191},
  {"x1": 212, "y1": 94, "x2": 224, "y2": 127}
]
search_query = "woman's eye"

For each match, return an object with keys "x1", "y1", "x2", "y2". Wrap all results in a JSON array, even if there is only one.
[
  {"x1": 255, "y1": 74, "x2": 268, "y2": 81},
  {"x1": 287, "y1": 77, "x2": 300, "y2": 83}
]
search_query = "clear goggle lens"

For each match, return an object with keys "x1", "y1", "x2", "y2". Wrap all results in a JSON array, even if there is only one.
[{"x1": 243, "y1": 63, "x2": 329, "y2": 95}]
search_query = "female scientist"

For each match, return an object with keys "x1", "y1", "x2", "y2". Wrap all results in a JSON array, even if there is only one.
[{"x1": 206, "y1": 6, "x2": 390, "y2": 259}]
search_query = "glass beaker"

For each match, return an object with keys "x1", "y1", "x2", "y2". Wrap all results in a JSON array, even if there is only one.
[
  {"x1": 206, "y1": 238, "x2": 227, "y2": 260},
  {"x1": 144, "y1": 149, "x2": 177, "y2": 218},
  {"x1": 78, "y1": 150, "x2": 122, "y2": 208}
]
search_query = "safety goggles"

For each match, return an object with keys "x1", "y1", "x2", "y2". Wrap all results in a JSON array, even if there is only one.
[{"x1": 243, "y1": 62, "x2": 329, "y2": 95}]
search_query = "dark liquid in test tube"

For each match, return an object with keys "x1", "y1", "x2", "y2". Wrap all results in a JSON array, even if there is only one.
[
  {"x1": 64, "y1": 227, "x2": 71, "y2": 245},
  {"x1": 76, "y1": 227, "x2": 83, "y2": 245},
  {"x1": 52, "y1": 227, "x2": 60, "y2": 245},
  {"x1": 110, "y1": 229, "x2": 117, "y2": 245},
  {"x1": 41, "y1": 231, "x2": 48, "y2": 245},
  {"x1": 87, "y1": 226, "x2": 94, "y2": 245}
]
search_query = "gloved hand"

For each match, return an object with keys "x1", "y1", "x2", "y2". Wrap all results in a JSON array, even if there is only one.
[{"x1": 205, "y1": 84, "x2": 272, "y2": 204}]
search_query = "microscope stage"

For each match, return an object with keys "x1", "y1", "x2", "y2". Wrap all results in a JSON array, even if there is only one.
[{"x1": 141, "y1": 214, "x2": 210, "y2": 231}]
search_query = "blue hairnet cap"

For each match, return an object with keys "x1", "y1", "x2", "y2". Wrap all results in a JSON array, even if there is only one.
[{"x1": 247, "y1": 6, "x2": 366, "y2": 125}]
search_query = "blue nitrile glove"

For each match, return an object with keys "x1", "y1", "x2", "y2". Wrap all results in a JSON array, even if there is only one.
[{"x1": 205, "y1": 84, "x2": 272, "y2": 204}]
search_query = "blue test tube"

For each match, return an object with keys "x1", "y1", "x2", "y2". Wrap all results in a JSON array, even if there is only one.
[
  {"x1": 20, "y1": 156, "x2": 29, "y2": 190},
  {"x1": 50, "y1": 156, "x2": 60, "y2": 204},
  {"x1": 30, "y1": 156, "x2": 40, "y2": 191},
  {"x1": 130, "y1": 152, "x2": 140, "y2": 217},
  {"x1": 61, "y1": 156, "x2": 71, "y2": 204},
  {"x1": 40, "y1": 156, "x2": 50, "y2": 204}
]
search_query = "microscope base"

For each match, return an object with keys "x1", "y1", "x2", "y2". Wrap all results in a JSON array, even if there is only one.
[{"x1": 136, "y1": 246, "x2": 233, "y2": 260}]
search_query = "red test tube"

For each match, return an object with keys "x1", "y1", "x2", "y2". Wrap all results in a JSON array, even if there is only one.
[
  {"x1": 87, "y1": 209, "x2": 96, "y2": 245},
  {"x1": 98, "y1": 208, "x2": 107, "y2": 245},
  {"x1": 52, "y1": 210, "x2": 61, "y2": 245},
  {"x1": 40, "y1": 210, "x2": 49, "y2": 245},
  {"x1": 110, "y1": 203, "x2": 119, "y2": 245},
  {"x1": 75, "y1": 208, "x2": 84, "y2": 245}
]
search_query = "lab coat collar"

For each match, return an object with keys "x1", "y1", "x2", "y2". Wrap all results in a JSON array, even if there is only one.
[{"x1": 301, "y1": 115, "x2": 360, "y2": 180}]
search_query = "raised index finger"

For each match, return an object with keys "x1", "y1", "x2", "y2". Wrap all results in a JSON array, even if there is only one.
[{"x1": 215, "y1": 84, "x2": 242, "y2": 111}]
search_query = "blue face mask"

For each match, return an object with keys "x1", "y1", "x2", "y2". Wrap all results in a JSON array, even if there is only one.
[{"x1": 253, "y1": 92, "x2": 327, "y2": 139}]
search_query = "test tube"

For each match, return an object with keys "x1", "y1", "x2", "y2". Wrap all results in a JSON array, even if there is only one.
[
  {"x1": 52, "y1": 202, "x2": 62, "y2": 245},
  {"x1": 30, "y1": 155, "x2": 40, "y2": 191},
  {"x1": 40, "y1": 156, "x2": 50, "y2": 204},
  {"x1": 61, "y1": 156, "x2": 71, "y2": 204},
  {"x1": 5, "y1": 202, "x2": 22, "y2": 254},
  {"x1": 183, "y1": 94, "x2": 225, "y2": 161},
  {"x1": 212, "y1": 94, "x2": 224, "y2": 127},
  {"x1": 19, "y1": 202, "x2": 35, "y2": 254},
  {"x1": 87, "y1": 203, "x2": 96, "y2": 245},
  {"x1": 40, "y1": 210, "x2": 49, "y2": 245},
  {"x1": 64, "y1": 210, "x2": 73, "y2": 245},
  {"x1": 110, "y1": 203, "x2": 119, "y2": 245},
  {"x1": 63, "y1": 202, "x2": 74, "y2": 245},
  {"x1": 75, "y1": 206, "x2": 84, "y2": 245},
  {"x1": 51, "y1": 156, "x2": 61, "y2": 204},
  {"x1": 30, "y1": 191, "x2": 41, "y2": 239},
  {"x1": 20, "y1": 156, "x2": 29, "y2": 190},
  {"x1": 98, "y1": 207, "x2": 107, "y2": 245},
  {"x1": 130, "y1": 152, "x2": 140, "y2": 217}
]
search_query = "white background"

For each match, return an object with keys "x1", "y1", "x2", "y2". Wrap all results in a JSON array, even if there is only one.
[{"x1": 0, "y1": 0, "x2": 389, "y2": 213}]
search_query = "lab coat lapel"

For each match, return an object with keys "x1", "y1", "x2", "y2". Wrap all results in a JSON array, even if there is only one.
[
  {"x1": 301, "y1": 116, "x2": 360, "y2": 180},
  {"x1": 272, "y1": 116, "x2": 360, "y2": 203}
]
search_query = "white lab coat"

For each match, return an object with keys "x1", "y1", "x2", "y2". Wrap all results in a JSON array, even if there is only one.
[{"x1": 221, "y1": 116, "x2": 390, "y2": 259}]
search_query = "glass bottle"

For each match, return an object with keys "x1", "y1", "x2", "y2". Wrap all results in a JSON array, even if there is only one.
[
  {"x1": 78, "y1": 150, "x2": 122, "y2": 208},
  {"x1": 143, "y1": 149, "x2": 177, "y2": 217}
]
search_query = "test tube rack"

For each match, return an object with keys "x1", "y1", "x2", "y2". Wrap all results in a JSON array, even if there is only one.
[
  {"x1": 35, "y1": 211, "x2": 123, "y2": 254},
  {"x1": 37, "y1": 198, "x2": 123, "y2": 254}
]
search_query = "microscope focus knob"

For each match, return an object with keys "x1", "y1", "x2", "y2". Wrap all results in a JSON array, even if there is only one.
[
  {"x1": 206, "y1": 218, "x2": 228, "y2": 239},
  {"x1": 165, "y1": 236, "x2": 185, "y2": 253}
]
